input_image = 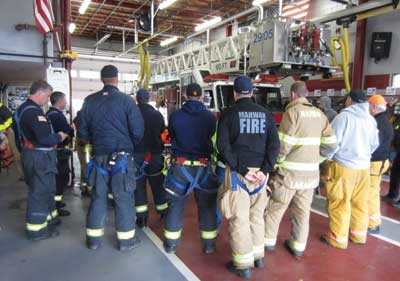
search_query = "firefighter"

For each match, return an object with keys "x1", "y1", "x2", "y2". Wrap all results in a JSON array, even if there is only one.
[
  {"x1": 319, "y1": 96, "x2": 337, "y2": 122},
  {"x1": 367, "y1": 95, "x2": 393, "y2": 233},
  {"x1": 0, "y1": 101, "x2": 14, "y2": 172},
  {"x1": 217, "y1": 76, "x2": 280, "y2": 278},
  {"x1": 134, "y1": 89, "x2": 168, "y2": 227},
  {"x1": 385, "y1": 103, "x2": 400, "y2": 206},
  {"x1": 46, "y1": 91, "x2": 74, "y2": 217},
  {"x1": 13, "y1": 80, "x2": 68, "y2": 240},
  {"x1": 78, "y1": 65, "x2": 144, "y2": 251},
  {"x1": 73, "y1": 111, "x2": 92, "y2": 196},
  {"x1": 264, "y1": 82, "x2": 337, "y2": 258},
  {"x1": 163, "y1": 83, "x2": 218, "y2": 254},
  {"x1": 321, "y1": 89, "x2": 379, "y2": 248}
]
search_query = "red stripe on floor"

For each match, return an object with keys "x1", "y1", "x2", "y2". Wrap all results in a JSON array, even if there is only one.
[{"x1": 146, "y1": 193, "x2": 400, "y2": 281}]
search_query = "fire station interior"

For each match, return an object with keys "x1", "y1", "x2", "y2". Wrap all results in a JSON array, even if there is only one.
[{"x1": 0, "y1": 0, "x2": 400, "y2": 280}]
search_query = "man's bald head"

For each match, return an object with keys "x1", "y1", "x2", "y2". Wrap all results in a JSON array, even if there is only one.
[{"x1": 290, "y1": 81, "x2": 308, "y2": 99}]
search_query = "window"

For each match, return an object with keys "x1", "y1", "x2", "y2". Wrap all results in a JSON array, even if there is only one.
[
  {"x1": 203, "y1": 90, "x2": 215, "y2": 110},
  {"x1": 79, "y1": 70, "x2": 100, "y2": 79},
  {"x1": 393, "y1": 74, "x2": 400, "y2": 87},
  {"x1": 216, "y1": 85, "x2": 235, "y2": 111},
  {"x1": 253, "y1": 87, "x2": 283, "y2": 112}
]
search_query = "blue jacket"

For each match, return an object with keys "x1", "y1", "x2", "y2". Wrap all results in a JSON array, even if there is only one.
[
  {"x1": 46, "y1": 107, "x2": 74, "y2": 147},
  {"x1": 78, "y1": 85, "x2": 144, "y2": 156},
  {"x1": 169, "y1": 100, "x2": 216, "y2": 159}
]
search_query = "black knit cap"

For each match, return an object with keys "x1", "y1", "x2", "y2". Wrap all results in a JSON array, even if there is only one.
[
  {"x1": 186, "y1": 83, "x2": 202, "y2": 97},
  {"x1": 349, "y1": 89, "x2": 367, "y2": 103},
  {"x1": 101, "y1": 65, "x2": 118, "y2": 78}
]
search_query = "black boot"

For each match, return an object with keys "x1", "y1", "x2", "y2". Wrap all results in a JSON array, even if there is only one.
[
  {"x1": 48, "y1": 217, "x2": 61, "y2": 226},
  {"x1": 164, "y1": 243, "x2": 177, "y2": 254},
  {"x1": 368, "y1": 226, "x2": 380, "y2": 234},
  {"x1": 136, "y1": 216, "x2": 148, "y2": 228},
  {"x1": 86, "y1": 240, "x2": 102, "y2": 250},
  {"x1": 56, "y1": 202, "x2": 66, "y2": 208},
  {"x1": 28, "y1": 228, "x2": 59, "y2": 241},
  {"x1": 226, "y1": 262, "x2": 252, "y2": 279},
  {"x1": 284, "y1": 240, "x2": 303, "y2": 257},
  {"x1": 254, "y1": 258, "x2": 265, "y2": 268},
  {"x1": 119, "y1": 237, "x2": 142, "y2": 251},
  {"x1": 203, "y1": 243, "x2": 216, "y2": 254},
  {"x1": 57, "y1": 209, "x2": 71, "y2": 217}
]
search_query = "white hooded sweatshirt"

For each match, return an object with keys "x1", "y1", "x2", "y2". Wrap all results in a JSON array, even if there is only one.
[{"x1": 330, "y1": 102, "x2": 379, "y2": 170}]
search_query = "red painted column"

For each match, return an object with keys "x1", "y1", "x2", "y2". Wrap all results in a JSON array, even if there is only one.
[{"x1": 352, "y1": 0, "x2": 368, "y2": 89}]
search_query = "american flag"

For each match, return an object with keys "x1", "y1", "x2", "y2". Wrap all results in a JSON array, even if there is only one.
[
  {"x1": 282, "y1": 0, "x2": 311, "y2": 21},
  {"x1": 33, "y1": 0, "x2": 54, "y2": 34}
]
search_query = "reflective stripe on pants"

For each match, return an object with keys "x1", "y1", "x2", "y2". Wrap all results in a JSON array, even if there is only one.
[
  {"x1": 117, "y1": 229, "x2": 135, "y2": 240},
  {"x1": 368, "y1": 160, "x2": 389, "y2": 228}
]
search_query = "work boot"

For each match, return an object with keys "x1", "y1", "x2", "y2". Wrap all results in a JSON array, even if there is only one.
[
  {"x1": 136, "y1": 217, "x2": 148, "y2": 228},
  {"x1": 254, "y1": 258, "x2": 265, "y2": 268},
  {"x1": 48, "y1": 217, "x2": 61, "y2": 227},
  {"x1": 159, "y1": 210, "x2": 166, "y2": 220},
  {"x1": 57, "y1": 209, "x2": 71, "y2": 217},
  {"x1": 119, "y1": 237, "x2": 142, "y2": 252},
  {"x1": 264, "y1": 245, "x2": 275, "y2": 252},
  {"x1": 28, "y1": 228, "x2": 59, "y2": 241},
  {"x1": 284, "y1": 240, "x2": 303, "y2": 257},
  {"x1": 368, "y1": 226, "x2": 380, "y2": 234},
  {"x1": 203, "y1": 243, "x2": 216, "y2": 254},
  {"x1": 320, "y1": 234, "x2": 347, "y2": 249},
  {"x1": 164, "y1": 243, "x2": 177, "y2": 254},
  {"x1": 81, "y1": 189, "x2": 91, "y2": 197},
  {"x1": 56, "y1": 202, "x2": 66, "y2": 208},
  {"x1": 226, "y1": 262, "x2": 252, "y2": 279},
  {"x1": 392, "y1": 201, "x2": 400, "y2": 209},
  {"x1": 86, "y1": 240, "x2": 102, "y2": 250}
]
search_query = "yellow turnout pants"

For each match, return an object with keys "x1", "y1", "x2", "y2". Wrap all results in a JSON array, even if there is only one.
[
  {"x1": 368, "y1": 160, "x2": 390, "y2": 228},
  {"x1": 325, "y1": 161, "x2": 370, "y2": 248},
  {"x1": 218, "y1": 166, "x2": 269, "y2": 269},
  {"x1": 264, "y1": 174, "x2": 314, "y2": 252}
]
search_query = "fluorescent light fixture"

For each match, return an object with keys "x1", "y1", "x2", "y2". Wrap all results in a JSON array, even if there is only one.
[
  {"x1": 252, "y1": 0, "x2": 272, "y2": 6},
  {"x1": 68, "y1": 23, "x2": 76, "y2": 34},
  {"x1": 94, "y1": 34, "x2": 111, "y2": 47},
  {"x1": 159, "y1": 0, "x2": 177, "y2": 10},
  {"x1": 194, "y1": 17, "x2": 222, "y2": 32},
  {"x1": 79, "y1": 0, "x2": 91, "y2": 15},
  {"x1": 160, "y1": 36, "x2": 178, "y2": 47}
]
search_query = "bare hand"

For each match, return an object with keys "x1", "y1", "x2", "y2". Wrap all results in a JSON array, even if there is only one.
[
  {"x1": 58, "y1": 132, "x2": 68, "y2": 141},
  {"x1": 255, "y1": 171, "x2": 268, "y2": 184},
  {"x1": 244, "y1": 171, "x2": 259, "y2": 184}
]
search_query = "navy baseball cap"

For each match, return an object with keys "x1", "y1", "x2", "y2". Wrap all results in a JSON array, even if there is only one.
[
  {"x1": 349, "y1": 89, "x2": 367, "y2": 103},
  {"x1": 136, "y1": 88, "x2": 150, "y2": 103},
  {"x1": 234, "y1": 75, "x2": 253, "y2": 95},
  {"x1": 101, "y1": 65, "x2": 118, "y2": 78},
  {"x1": 187, "y1": 83, "x2": 202, "y2": 97}
]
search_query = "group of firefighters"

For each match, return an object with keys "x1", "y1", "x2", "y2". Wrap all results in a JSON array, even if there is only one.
[{"x1": 1, "y1": 64, "x2": 399, "y2": 278}]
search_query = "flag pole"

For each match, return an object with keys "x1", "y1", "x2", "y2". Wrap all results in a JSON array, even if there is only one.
[{"x1": 47, "y1": 0, "x2": 62, "y2": 52}]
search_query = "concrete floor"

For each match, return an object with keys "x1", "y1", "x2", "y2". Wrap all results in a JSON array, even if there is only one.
[
  {"x1": 0, "y1": 167, "x2": 187, "y2": 281},
  {"x1": 1, "y1": 161, "x2": 400, "y2": 281}
]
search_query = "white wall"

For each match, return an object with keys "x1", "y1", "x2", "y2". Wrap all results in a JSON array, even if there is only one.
[
  {"x1": 0, "y1": 0, "x2": 53, "y2": 63},
  {"x1": 71, "y1": 57, "x2": 140, "y2": 115},
  {"x1": 310, "y1": 0, "x2": 400, "y2": 84},
  {"x1": 363, "y1": 12, "x2": 400, "y2": 77}
]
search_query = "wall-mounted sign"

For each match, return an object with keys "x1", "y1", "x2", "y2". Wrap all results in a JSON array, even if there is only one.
[
  {"x1": 386, "y1": 87, "x2": 396, "y2": 95},
  {"x1": 314, "y1": 89, "x2": 321, "y2": 97},
  {"x1": 367, "y1": 87, "x2": 377, "y2": 96},
  {"x1": 327, "y1": 89, "x2": 335, "y2": 96}
]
